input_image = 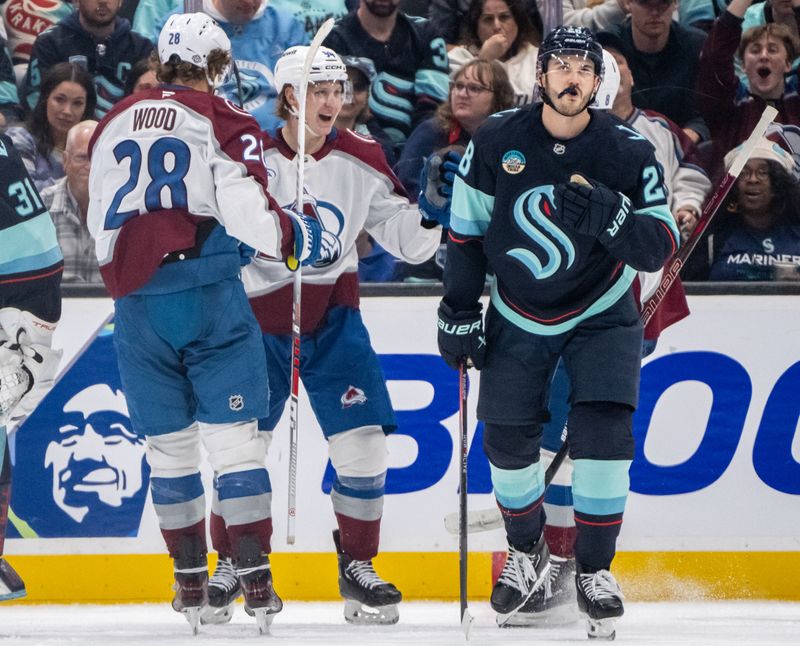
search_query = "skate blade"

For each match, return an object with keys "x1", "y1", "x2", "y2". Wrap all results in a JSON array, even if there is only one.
[
  {"x1": 182, "y1": 606, "x2": 202, "y2": 635},
  {"x1": 586, "y1": 616, "x2": 616, "y2": 640},
  {"x1": 498, "y1": 602, "x2": 579, "y2": 628},
  {"x1": 0, "y1": 588, "x2": 27, "y2": 602},
  {"x1": 343, "y1": 599, "x2": 399, "y2": 625},
  {"x1": 200, "y1": 602, "x2": 235, "y2": 625},
  {"x1": 252, "y1": 607, "x2": 276, "y2": 635}
]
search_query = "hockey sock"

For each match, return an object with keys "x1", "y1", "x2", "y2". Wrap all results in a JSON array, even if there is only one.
[
  {"x1": 150, "y1": 472, "x2": 207, "y2": 559},
  {"x1": 572, "y1": 458, "x2": 630, "y2": 569},
  {"x1": 216, "y1": 468, "x2": 273, "y2": 556},
  {"x1": 490, "y1": 462, "x2": 546, "y2": 552},
  {"x1": 331, "y1": 473, "x2": 384, "y2": 561}
]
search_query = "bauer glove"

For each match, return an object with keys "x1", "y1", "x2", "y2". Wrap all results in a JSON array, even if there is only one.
[
  {"x1": 554, "y1": 173, "x2": 632, "y2": 242},
  {"x1": 437, "y1": 302, "x2": 486, "y2": 370},
  {"x1": 285, "y1": 207, "x2": 323, "y2": 270},
  {"x1": 418, "y1": 149, "x2": 462, "y2": 228}
]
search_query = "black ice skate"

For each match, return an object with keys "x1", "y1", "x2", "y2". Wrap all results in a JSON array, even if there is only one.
[
  {"x1": 200, "y1": 556, "x2": 241, "y2": 625},
  {"x1": 492, "y1": 533, "x2": 551, "y2": 627},
  {"x1": 499, "y1": 554, "x2": 578, "y2": 627},
  {"x1": 0, "y1": 558, "x2": 26, "y2": 601},
  {"x1": 575, "y1": 564, "x2": 624, "y2": 640},
  {"x1": 334, "y1": 530, "x2": 402, "y2": 625},
  {"x1": 170, "y1": 536, "x2": 209, "y2": 635},
  {"x1": 235, "y1": 535, "x2": 282, "y2": 635}
]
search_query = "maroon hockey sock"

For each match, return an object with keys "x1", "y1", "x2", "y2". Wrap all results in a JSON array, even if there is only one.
[
  {"x1": 161, "y1": 519, "x2": 207, "y2": 560},
  {"x1": 335, "y1": 514, "x2": 380, "y2": 561}
]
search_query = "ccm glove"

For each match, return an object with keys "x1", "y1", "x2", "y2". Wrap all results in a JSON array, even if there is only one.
[
  {"x1": 418, "y1": 149, "x2": 463, "y2": 228},
  {"x1": 554, "y1": 175, "x2": 632, "y2": 241},
  {"x1": 437, "y1": 302, "x2": 486, "y2": 370},
  {"x1": 285, "y1": 207, "x2": 323, "y2": 270}
]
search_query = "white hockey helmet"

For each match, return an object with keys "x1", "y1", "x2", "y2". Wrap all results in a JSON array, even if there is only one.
[
  {"x1": 274, "y1": 46, "x2": 352, "y2": 103},
  {"x1": 157, "y1": 13, "x2": 231, "y2": 87},
  {"x1": 590, "y1": 49, "x2": 620, "y2": 110}
]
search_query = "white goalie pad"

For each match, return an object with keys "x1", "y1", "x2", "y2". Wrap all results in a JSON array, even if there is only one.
[
  {"x1": 0, "y1": 308, "x2": 62, "y2": 425},
  {"x1": 0, "y1": 342, "x2": 30, "y2": 425}
]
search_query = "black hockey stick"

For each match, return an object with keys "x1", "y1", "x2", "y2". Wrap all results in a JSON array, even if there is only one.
[
  {"x1": 445, "y1": 105, "x2": 779, "y2": 536},
  {"x1": 457, "y1": 360, "x2": 473, "y2": 638}
]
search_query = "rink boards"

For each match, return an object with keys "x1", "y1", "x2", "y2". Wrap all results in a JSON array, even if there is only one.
[{"x1": 4, "y1": 294, "x2": 800, "y2": 602}]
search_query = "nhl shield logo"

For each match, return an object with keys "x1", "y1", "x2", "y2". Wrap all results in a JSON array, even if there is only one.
[
  {"x1": 553, "y1": 143, "x2": 566, "y2": 155},
  {"x1": 340, "y1": 386, "x2": 367, "y2": 408},
  {"x1": 229, "y1": 394, "x2": 244, "y2": 411}
]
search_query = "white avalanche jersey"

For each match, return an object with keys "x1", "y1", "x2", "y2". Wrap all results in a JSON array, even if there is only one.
[
  {"x1": 88, "y1": 85, "x2": 292, "y2": 298},
  {"x1": 244, "y1": 128, "x2": 441, "y2": 335}
]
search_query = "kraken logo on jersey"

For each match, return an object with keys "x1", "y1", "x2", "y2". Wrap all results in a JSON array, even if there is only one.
[{"x1": 507, "y1": 186, "x2": 576, "y2": 279}]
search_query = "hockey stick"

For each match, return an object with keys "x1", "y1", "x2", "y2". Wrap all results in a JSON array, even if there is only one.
[
  {"x1": 457, "y1": 361, "x2": 473, "y2": 638},
  {"x1": 444, "y1": 105, "x2": 779, "y2": 536},
  {"x1": 640, "y1": 105, "x2": 778, "y2": 323},
  {"x1": 286, "y1": 18, "x2": 335, "y2": 546}
]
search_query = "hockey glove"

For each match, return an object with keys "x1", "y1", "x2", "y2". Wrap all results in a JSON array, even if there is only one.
[
  {"x1": 418, "y1": 150, "x2": 462, "y2": 228},
  {"x1": 554, "y1": 175, "x2": 632, "y2": 241},
  {"x1": 285, "y1": 207, "x2": 323, "y2": 271},
  {"x1": 437, "y1": 302, "x2": 486, "y2": 370}
]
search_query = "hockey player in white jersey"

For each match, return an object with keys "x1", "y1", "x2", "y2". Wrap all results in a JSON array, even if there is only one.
[
  {"x1": 203, "y1": 45, "x2": 449, "y2": 626},
  {"x1": 86, "y1": 14, "x2": 323, "y2": 635}
]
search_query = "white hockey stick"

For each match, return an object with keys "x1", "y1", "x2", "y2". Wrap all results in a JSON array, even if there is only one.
[
  {"x1": 445, "y1": 106, "x2": 780, "y2": 537},
  {"x1": 286, "y1": 18, "x2": 335, "y2": 546}
]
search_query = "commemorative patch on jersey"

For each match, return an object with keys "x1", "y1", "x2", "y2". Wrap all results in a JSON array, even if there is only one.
[{"x1": 501, "y1": 150, "x2": 526, "y2": 174}]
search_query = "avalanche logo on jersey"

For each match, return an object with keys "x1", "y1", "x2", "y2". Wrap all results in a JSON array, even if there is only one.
[
  {"x1": 507, "y1": 185, "x2": 576, "y2": 279},
  {"x1": 286, "y1": 189, "x2": 344, "y2": 268},
  {"x1": 340, "y1": 385, "x2": 367, "y2": 408}
]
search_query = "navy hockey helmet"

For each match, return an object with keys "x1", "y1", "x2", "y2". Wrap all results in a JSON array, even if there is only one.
[{"x1": 537, "y1": 26, "x2": 605, "y2": 80}]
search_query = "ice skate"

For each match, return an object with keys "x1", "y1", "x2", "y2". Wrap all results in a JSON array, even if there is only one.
[
  {"x1": 492, "y1": 533, "x2": 551, "y2": 627},
  {"x1": 200, "y1": 556, "x2": 241, "y2": 625},
  {"x1": 0, "y1": 558, "x2": 26, "y2": 601},
  {"x1": 499, "y1": 554, "x2": 577, "y2": 627},
  {"x1": 576, "y1": 565, "x2": 624, "y2": 640},
  {"x1": 236, "y1": 536, "x2": 282, "y2": 635},
  {"x1": 334, "y1": 530, "x2": 401, "y2": 625},
  {"x1": 170, "y1": 537, "x2": 209, "y2": 635}
]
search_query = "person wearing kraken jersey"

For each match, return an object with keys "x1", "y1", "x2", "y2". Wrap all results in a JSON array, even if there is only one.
[
  {"x1": 323, "y1": 0, "x2": 450, "y2": 153},
  {"x1": 436, "y1": 26, "x2": 679, "y2": 639},
  {"x1": 203, "y1": 46, "x2": 448, "y2": 627}
]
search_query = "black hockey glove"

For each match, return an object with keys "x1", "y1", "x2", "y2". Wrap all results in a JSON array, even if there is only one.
[
  {"x1": 554, "y1": 175, "x2": 632, "y2": 242},
  {"x1": 437, "y1": 302, "x2": 486, "y2": 370}
]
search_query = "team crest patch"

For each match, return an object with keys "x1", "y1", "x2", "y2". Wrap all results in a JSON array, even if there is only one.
[
  {"x1": 553, "y1": 143, "x2": 566, "y2": 155},
  {"x1": 501, "y1": 150, "x2": 526, "y2": 174},
  {"x1": 341, "y1": 386, "x2": 367, "y2": 408},
  {"x1": 229, "y1": 394, "x2": 244, "y2": 411}
]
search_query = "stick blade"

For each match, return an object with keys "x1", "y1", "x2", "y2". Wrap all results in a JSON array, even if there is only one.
[{"x1": 460, "y1": 608, "x2": 474, "y2": 640}]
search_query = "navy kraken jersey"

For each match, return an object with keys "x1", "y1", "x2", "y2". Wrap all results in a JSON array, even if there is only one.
[
  {"x1": 445, "y1": 103, "x2": 680, "y2": 335},
  {"x1": 0, "y1": 133, "x2": 62, "y2": 320}
]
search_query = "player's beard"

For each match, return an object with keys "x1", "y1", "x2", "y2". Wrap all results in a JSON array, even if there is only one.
[
  {"x1": 81, "y1": 13, "x2": 116, "y2": 30},
  {"x1": 545, "y1": 83, "x2": 593, "y2": 117},
  {"x1": 362, "y1": 0, "x2": 398, "y2": 18}
]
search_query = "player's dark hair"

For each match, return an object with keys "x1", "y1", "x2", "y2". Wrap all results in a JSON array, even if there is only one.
[
  {"x1": 28, "y1": 62, "x2": 96, "y2": 159},
  {"x1": 151, "y1": 49, "x2": 231, "y2": 87},
  {"x1": 436, "y1": 59, "x2": 515, "y2": 132},
  {"x1": 461, "y1": 0, "x2": 542, "y2": 55}
]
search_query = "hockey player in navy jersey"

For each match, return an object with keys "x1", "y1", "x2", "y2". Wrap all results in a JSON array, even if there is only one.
[
  {"x1": 86, "y1": 14, "x2": 323, "y2": 634},
  {"x1": 203, "y1": 44, "x2": 448, "y2": 626},
  {"x1": 0, "y1": 133, "x2": 63, "y2": 603},
  {"x1": 437, "y1": 26, "x2": 680, "y2": 639}
]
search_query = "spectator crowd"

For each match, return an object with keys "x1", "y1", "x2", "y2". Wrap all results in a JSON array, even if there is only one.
[{"x1": 2, "y1": 0, "x2": 799, "y2": 283}]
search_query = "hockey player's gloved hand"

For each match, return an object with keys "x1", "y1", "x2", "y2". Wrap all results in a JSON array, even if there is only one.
[
  {"x1": 285, "y1": 208, "x2": 323, "y2": 270},
  {"x1": 554, "y1": 174, "x2": 631, "y2": 241},
  {"x1": 437, "y1": 302, "x2": 486, "y2": 370},
  {"x1": 418, "y1": 150, "x2": 462, "y2": 228}
]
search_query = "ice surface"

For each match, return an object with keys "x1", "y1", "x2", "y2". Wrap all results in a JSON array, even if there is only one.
[{"x1": 0, "y1": 601, "x2": 797, "y2": 645}]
